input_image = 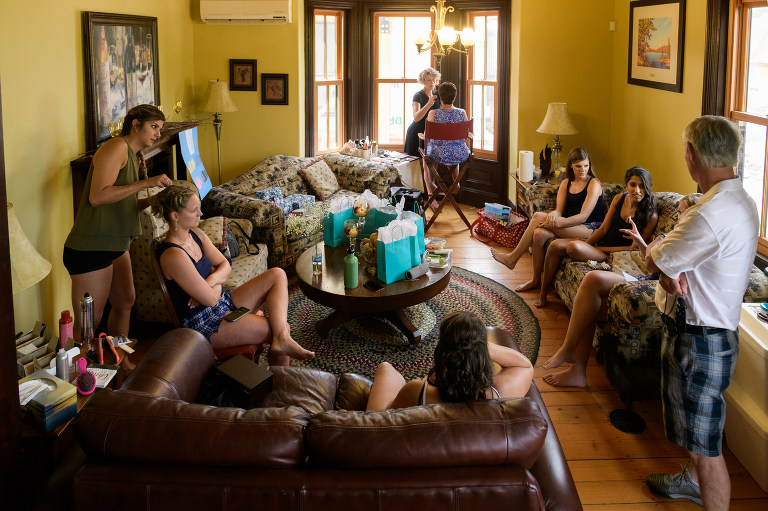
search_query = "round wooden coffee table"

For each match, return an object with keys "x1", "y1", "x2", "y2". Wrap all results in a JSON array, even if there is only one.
[{"x1": 296, "y1": 241, "x2": 451, "y2": 345}]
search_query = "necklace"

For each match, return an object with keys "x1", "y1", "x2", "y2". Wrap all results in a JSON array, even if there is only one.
[{"x1": 171, "y1": 231, "x2": 198, "y2": 256}]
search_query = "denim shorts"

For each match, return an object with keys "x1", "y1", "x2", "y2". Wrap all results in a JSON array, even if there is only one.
[
  {"x1": 181, "y1": 291, "x2": 237, "y2": 341},
  {"x1": 585, "y1": 221, "x2": 602, "y2": 232},
  {"x1": 660, "y1": 324, "x2": 738, "y2": 457}
]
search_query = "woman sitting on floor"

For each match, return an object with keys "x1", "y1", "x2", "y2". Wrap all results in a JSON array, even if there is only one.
[
  {"x1": 491, "y1": 147, "x2": 604, "y2": 292},
  {"x1": 151, "y1": 185, "x2": 314, "y2": 366},
  {"x1": 366, "y1": 311, "x2": 533, "y2": 410},
  {"x1": 542, "y1": 193, "x2": 699, "y2": 387},
  {"x1": 535, "y1": 166, "x2": 659, "y2": 308}
]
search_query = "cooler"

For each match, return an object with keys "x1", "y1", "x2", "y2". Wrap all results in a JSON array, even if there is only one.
[{"x1": 723, "y1": 303, "x2": 768, "y2": 492}]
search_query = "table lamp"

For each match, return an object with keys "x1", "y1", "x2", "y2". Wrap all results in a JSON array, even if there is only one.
[
  {"x1": 7, "y1": 203, "x2": 51, "y2": 293},
  {"x1": 200, "y1": 79, "x2": 237, "y2": 185},
  {"x1": 536, "y1": 103, "x2": 578, "y2": 178}
]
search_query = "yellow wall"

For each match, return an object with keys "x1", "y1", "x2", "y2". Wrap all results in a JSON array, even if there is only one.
[
  {"x1": 0, "y1": 0, "x2": 707, "y2": 333},
  {"x1": 1, "y1": 1, "x2": 195, "y2": 334},
  {"x1": 191, "y1": 1, "x2": 305, "y2": 184}
]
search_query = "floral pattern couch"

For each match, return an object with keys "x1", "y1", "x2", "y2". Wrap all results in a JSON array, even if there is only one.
[
  {"x1": 526, "y1": 181, "x2": 768, "y2": 403},
  {"x1": 202, "y1": 154, "x2": 400, "y2": 269}
]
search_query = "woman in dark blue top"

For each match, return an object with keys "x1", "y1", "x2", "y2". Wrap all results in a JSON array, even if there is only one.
[
  {"x1": 536, "y1": 166, "x2": 659, "y2": 308},
  {"x1": 152, "y1": 185, "x2": 314, "y2": 365},
  {"x1": 403, "y1": 67, "x2": 441, "y2": 157},
  {"x1": 492, "y1": 147, "x2": 604, "y2": 292}
]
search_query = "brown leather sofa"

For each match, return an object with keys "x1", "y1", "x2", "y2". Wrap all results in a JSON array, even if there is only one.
[{"x1": 72, "y1": 328, "x2": 582, "y2": 511}]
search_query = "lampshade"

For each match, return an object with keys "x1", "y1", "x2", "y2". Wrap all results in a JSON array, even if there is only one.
[
  {"x1": 7, "y1": 203, "x2": 51, "y2": 294},
  {"x1": 199, "y1": 79, "x2": 238, "y2": 114},
  {"x1": 459, "y1": 28, "x2": 475, "y2": 47},
  {"x1": 536, "y1": 103, "x2": 578, "y2": 136}
]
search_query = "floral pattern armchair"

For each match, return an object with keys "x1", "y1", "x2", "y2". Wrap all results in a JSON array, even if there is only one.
[
  {"x1": 526, "y1": 181, "x2": 768, "y2": 403},
  {"x1": 202, "y1": 154, "x2": 399, "y2": 269}
]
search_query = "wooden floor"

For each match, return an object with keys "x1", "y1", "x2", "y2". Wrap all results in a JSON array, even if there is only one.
[{"x1": 426, "y1": 204, "x2": 768, "y2": 509}]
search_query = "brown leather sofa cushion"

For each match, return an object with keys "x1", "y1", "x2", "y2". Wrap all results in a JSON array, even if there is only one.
[
  {"x1": 305, "y1": 398, "x2": 547, "y2": 469},
  {"x1": 256, "y1": 366, "x2": 337, "y2": 414},
  {"x1": 334, "y1": 373, "x2": 373, "y2": 411},
  {"x1": 75, "y1": 389, "x2": 310, "y2": 467}
]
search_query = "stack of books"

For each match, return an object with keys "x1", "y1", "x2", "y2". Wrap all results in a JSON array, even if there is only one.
[{"x1": 19, "y1": 371, "x2": 77, "y2": 433}]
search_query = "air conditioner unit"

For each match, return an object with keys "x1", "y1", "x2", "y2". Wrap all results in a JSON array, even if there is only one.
[{"x1": 200, "y1": 0, "x2": 292, "y2": 24}]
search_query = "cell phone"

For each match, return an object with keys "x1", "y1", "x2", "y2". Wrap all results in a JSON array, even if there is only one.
[
  {"x1": 223, "y1": 307, "x2": 250, "y2": 322},
  {"x1": 758, "y1": 311, "x2": 768, "y2": 323},
  {"x1": 364, "y1": 280, "x2": 385, "y2": 293}
]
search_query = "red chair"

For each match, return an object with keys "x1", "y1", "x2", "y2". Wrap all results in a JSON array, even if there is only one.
[
  {"x1": 418, "y1": 119, "x2": 474, "y2": 231},
  {"x1": 150, "y1": 237, "x2": 263, "y2": 362}
]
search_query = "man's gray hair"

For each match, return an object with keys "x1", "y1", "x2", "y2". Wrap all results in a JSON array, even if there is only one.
[{"x1": 683, "y1": 115, "x2": 743, "y2": 168}]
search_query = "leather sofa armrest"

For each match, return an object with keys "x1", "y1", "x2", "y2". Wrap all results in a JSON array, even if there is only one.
[{"x1": 74, "y1": 390, "x2": 310, "y2": 467}]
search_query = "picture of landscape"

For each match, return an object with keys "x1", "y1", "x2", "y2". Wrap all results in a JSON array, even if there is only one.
[{"x1": 636, "y1": 17, "x2": 673, "y2": 69}]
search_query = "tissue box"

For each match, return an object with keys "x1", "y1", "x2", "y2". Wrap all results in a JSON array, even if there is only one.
[{"x1": 254, "y1": 186, "x2": 284, "y2": 202}]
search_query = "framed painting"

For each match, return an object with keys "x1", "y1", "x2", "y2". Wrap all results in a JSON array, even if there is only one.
[
  {"x1": 261, "y1": 73, "x2": 289, "y2": 105},
  {"x1": 82, "y1": 12, "x2": 160, "y2": 150},
  {"x1": 627, "y1": 0, "x2": 686, "y2": 92},
  {"x1": 230, "y1": 59, "x2": 257, "y2": 91}
]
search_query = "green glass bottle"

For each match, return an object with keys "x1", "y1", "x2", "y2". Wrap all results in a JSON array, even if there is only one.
[{"x1": 344, "y1": 246, "x2": 358, "y2": 289}]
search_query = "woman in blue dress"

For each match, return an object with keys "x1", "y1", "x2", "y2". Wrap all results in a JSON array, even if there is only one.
[
  {"x1": 422, "y1": 82, "x2": 471, "y2": 206},
  {"x1": 403, "y1": 67, "x2": 441, "y2": 157}
]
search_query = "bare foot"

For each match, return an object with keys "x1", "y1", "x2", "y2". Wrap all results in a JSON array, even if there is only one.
[
  {"x1": 270, "y1": 330, "x2": 314, "y2": 361},
  {"x1": 534, "y1": 298, "x2": 548, "y2": 308},
  {"x1": 541, "y1": 345, "x2": 575, "y2": 370},
  {"x1": 515, "y1": 280, "x2": 540, "y2": 292},
  {"x1": 543, "y1": 365, "x2": 587, "y2": 387},
  {"x1": 491, "y1": 247, "x2": 519, "y2": 271}
]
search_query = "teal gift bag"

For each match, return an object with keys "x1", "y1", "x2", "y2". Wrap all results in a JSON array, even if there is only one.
[
  {"x1": 362, "y1": 206, "x2": 399, "y2": 237},
  {"x1": 323, "y1": 202, "x2": 356, "y2": 247},
  {"x1": 401, "y1": 211, "x2": 425, "y2": 256},
  {"x1": 376, "y1": 224, "x2": 415, "y2": 284}
]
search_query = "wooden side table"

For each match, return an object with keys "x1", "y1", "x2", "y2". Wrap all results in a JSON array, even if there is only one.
[{"x1": 513, "y1": 176, "x2": 534, "y2": 217}]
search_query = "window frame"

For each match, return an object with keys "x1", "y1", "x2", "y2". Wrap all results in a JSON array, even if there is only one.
[
  {"x1": 725, "y1": 0, "x2": 768, "y2": 254},
  {"x1": 466, "y1": 10, "x2": 500, "y2": 160},
  {"x1": 313, "y1": 10, "x2": 345, "y2": 155},
  {"x1": 372, "y1": 11, "x2": 434, "y2": 151}
]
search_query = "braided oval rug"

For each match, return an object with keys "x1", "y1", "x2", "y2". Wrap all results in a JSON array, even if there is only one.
[{"x1": 281, "y1": 266, "x2": 540, "y2": 380}]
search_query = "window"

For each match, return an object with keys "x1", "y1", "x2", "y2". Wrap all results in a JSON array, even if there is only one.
[
  {"x1": 727, "y1": 1, "x2": 768, "y2": 253},
  {"x1": 373, "y1": 13, "x2": 432, "y2": 149},
  {"x1": 467, "y1": 12, "x2": 499, "y2": 160},
  {"x1": 314, "y1": 11, "x2": 344, "y2": 154}
]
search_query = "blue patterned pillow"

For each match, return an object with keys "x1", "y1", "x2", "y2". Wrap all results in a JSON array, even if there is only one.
[{"x1": 254, "y1": 186, "x2": 284, "y2": 202}]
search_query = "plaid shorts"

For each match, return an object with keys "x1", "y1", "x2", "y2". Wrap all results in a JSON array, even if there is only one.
[
  {"x1": 660, "y1": 323, "x2": 738, "y2": 457},
  {"x1": 181, "y1": 291, "x2": 237, "y2": 341}
]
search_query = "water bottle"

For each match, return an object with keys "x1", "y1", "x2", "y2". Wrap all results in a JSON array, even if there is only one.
[
  {"x1": 56, "y1": 348, "x2": 69, "y2": 382},
  {"x1": 80, "y1": 292, "x2": 95, "y2": 350},
  {"x1": 344, "y1": 246, "x2": 359, "y2": 289},
  {"x1": 59, "y1": 310, "x2": 73, "y2": 349},
  {"x1": 312, "y1": 245, "x2": 322, "y2": 276}
]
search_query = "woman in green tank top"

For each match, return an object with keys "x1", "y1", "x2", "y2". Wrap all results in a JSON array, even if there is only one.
[{"x1": 64, "y1": 105, "x2": 172, "y2": 340}]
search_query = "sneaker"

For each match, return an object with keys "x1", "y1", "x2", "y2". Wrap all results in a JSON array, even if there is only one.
[{"x1": 646, "y1": 465, "x2": 703, "y2": 506}]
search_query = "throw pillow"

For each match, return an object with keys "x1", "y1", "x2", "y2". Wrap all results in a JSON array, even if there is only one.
[{"x1": 299, "y1": 158, "x2": 340, "y2": 200}]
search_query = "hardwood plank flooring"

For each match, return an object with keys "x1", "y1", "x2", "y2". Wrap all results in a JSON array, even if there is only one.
[{"x1": 426, "y1": 204, "x2": 768, "y2": 509}]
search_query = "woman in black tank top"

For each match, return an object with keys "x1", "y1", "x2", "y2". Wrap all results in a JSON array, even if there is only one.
[
  {"x1": 536, "y1": 167, "x2": 659, "y2": 308},
  {"x1": 491, "y1": 148, "x2": 604, "y2": 293},
  {"x1": 366, "y1": 312, "x2": 533, "y2": 410}
]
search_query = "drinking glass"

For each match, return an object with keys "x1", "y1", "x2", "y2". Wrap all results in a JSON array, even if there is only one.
[
  {"x1": 343, "y1": 219, "x2": 360, "y2": 252},
  {"x1": 353, "y1": 197, "x2": 370, "y2": 234}
]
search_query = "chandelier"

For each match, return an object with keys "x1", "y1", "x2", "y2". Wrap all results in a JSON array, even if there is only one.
[{"x1": 414, "y1": 0, "x2": 475, "y2": 71}]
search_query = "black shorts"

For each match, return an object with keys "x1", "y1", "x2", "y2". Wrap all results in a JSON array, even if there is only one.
[{"x1": 63, "y1": 246, "x2": 125, "y2": 275}]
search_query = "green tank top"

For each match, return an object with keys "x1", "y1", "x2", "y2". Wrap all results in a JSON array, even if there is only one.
[{"x1": 65, "y1": 138, "x2": 142, "y2": 252}]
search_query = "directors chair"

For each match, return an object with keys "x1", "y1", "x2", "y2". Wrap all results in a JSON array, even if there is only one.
[
  {"x1": 150, "y1": 237, "x2": 263, "y2": 362},
  {"x1": 418, "y1": 119, "x2": 474, "y2": 231}
]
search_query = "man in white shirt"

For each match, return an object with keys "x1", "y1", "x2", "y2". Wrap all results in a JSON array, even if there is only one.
[{"x1": 644, "y1": 116, "x2": 758, "y2": 510}]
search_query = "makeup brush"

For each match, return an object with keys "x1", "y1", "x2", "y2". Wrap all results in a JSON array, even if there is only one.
[{"x1": 75, "y1": 357, "x2": 96, "y2": 395}]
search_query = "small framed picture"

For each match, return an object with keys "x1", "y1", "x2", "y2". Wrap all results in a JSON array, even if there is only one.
[
  {"x1": 229, "y1": 59, "x2": 257, "y2": 91},
  {"x1": 261, "y1": 73, "x2": 288, "y2": 105},
  {"x1": 627, "y1": 0, "x2": 686, "y2": 92}
]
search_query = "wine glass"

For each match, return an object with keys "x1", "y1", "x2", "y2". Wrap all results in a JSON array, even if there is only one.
[
  {"x1": 353, "y1": 197, "x2": 370, "y2": 235},
  {"x1": 108, "y1": 118, "x2": 123, "y2": 137},
  {"x1": 343, "y1": 219, "x2": 360, "y2": 252}
]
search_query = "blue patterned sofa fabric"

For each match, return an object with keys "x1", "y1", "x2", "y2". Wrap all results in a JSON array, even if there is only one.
[
  {"x1": 530, "y1": 182, "x2": 768, "y2": 401},
  {"x1": 202, "y1": 154, "x2": 399, "y2": 269}
]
